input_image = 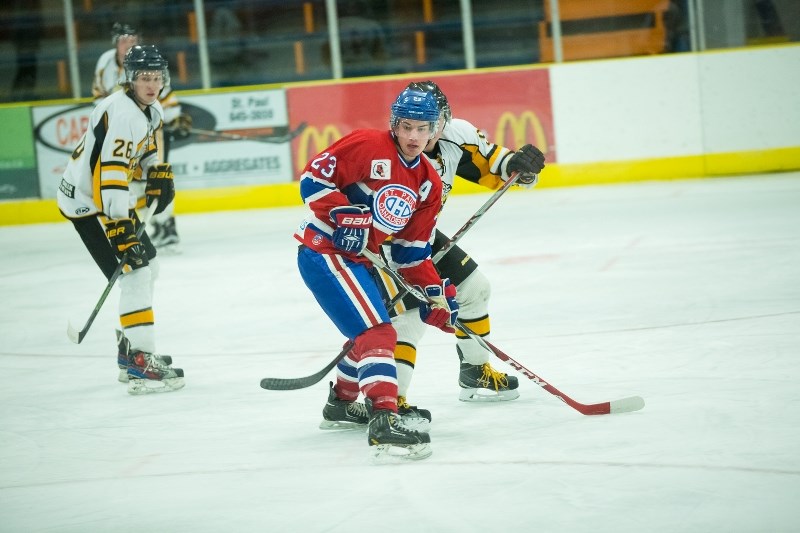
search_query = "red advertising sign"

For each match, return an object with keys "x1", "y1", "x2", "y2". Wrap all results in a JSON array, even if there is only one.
[{"x1": 287, "y1": 68, "x2": 554, "y2": 177}]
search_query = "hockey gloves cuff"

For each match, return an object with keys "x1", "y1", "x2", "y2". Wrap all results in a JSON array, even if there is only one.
[
  {"x1": 145, "y1": 163, "x2": 175, "y2": 214},
  {"x1": 417, "y1": 278, "x2": 459, "y2": 334},
  {"x1": 329, "y1": 204, "x2": 372, "y2": 255},
  {"x1": 105, "y1": 218, "x2": 148, "y2": 270},
  {"x1": 506, "y1": 144, "x2": 545, "y2": 188}
]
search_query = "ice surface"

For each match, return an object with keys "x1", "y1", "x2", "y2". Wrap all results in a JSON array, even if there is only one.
[{"x1": 1, "y1": 173, "x2": 799, "y2": 532}]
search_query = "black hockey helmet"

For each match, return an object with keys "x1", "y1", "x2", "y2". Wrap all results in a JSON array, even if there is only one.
[
  {"x1": 406, "y1": 80, "x2": 451, "y2": 125},
  {"x1": 111, "y1": 22, "x2": 138, "y2": 44},
  {"x1": 123, "y1": 45, "x2": 170, "y2": 86}
]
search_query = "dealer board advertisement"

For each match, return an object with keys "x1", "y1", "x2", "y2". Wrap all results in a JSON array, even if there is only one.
[
  {"x1": 172, "y1": 89, "x2": 296, "y2": 189},
  {"x1": 32, "y1": 89, "x2": 296, "y2": 199},
  {"x1": 32, "y1": 103, "x2": 93, "y2": 199},
  {"x1": 286, "y1": 69, "x2": 555, "y2": 177},
  {"x1": 0, "y1": 107, "x2": 39, "y2": 200}
]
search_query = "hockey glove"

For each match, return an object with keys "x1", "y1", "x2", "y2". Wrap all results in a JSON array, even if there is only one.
[
  {"x1": 145, "y1": 163, "x2": 175, "y2": 214},
  {"x1": 329, "y1": 204, "x2": 372, "y2": 255},
  {"x1": 417, "y1": 278, "x2": 459, "y2": 334},
  {"x1": 167, "y1": 113, "x2": 192, "y2": 140},
  {"x1": 506, "y1": 144, "x2": 545, "y2": 183},
  {"x1": 105, "y1": 218, "x2": 149, "y2": 270}
]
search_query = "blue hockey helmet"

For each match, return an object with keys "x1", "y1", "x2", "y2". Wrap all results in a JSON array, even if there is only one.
[
  {"x1": 406, "y1": 81, "x2": 451, "y2": 125},
  {"x1": 390, "y1": 88, "x2": 440, "y2": 138},
  {"x1": 123, "y1": 45, "x2": 170, "y2": 87}
]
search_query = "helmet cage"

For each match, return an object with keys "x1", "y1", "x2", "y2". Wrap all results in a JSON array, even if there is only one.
[{"x1": 389, "y1": 88, "x2": 441, "y2": 139}]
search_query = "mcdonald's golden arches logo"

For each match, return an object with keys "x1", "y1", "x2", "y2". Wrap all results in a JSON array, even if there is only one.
[
  {"x1": 495, "y1": 111, "x2": 547, "y2": 152},
  {"x1": 295, "y1": 124, "x2": 343, "y2": 173}
]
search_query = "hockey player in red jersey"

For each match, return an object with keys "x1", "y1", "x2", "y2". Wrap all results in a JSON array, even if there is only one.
[
  {"x1": 58, "y1": 45, "x2": 183, "y2": 395},
  {"x1": 294, "y1": 87, "x2": 458, "y2": 460},
  {"x1": 378, "y1": 80, "x2": 546, "y2": 428}
]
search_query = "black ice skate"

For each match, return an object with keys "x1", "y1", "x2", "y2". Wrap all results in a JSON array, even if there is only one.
[
  {"x1": 458, "y1": 348, "x2": 520, "y2": 402},
  {"x1": 319, "y1": 382, "x2": 369, "y2": 430},
  {"x1": 150, "y1": 217, "x2": 180, "y2": 253},
  {"x1": 116, "y1": 330, "x2": 172, "y2": 383},
  {"x1": 397, "y1": 395, "x2": 432, "y2": 431},
  {"x1": 368, "y1": 409, "x2": 432, "y2": 462},
  {"x1": 127, "y1": 350, "x2": 185, "y2": 395}
]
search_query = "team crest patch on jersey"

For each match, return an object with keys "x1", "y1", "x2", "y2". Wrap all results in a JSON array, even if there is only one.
[
  {"x1": 373, "y1": 184, "x2": 417, "y2": 232},
  {"x1": 370, "y1": 159, "x2": 391, "y2": 180}
]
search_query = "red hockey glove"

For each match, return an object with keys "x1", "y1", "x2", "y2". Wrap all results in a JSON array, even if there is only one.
[{"x1": 417, "y1": 278, "x2": 459, "y2": 333}]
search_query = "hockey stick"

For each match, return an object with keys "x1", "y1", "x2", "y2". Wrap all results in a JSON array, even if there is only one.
[
  {"x1": 432, "y1": 171, "x2": 523, "y2": 263},
  {"x1": 383, "y1": 171, "x2": 524, "y2": 310},
  {"x1": 190, "y1": 122, "x2": 307, "y2": 144},
  {"x1": 259, "y1": 341, "x2": 354, "y2": 391},
  {"x1": 66, "y1": 201, "x2": 158, "y2": 344},
  {"x1": 260, "y1": 173, "x2": 523, "y2": 391},
  {"x1": 362, "y1": 249, "x2": 645, "y2": 416}
]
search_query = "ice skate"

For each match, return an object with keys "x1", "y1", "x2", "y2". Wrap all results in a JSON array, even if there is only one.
[
  {"x1": 397, "y1": 396, "x2": 432, "y2": 432},
  {"x1": 368, "y1": 409, "x2": 432, "y2": 462},
  {"x1": 458, "y1": 349, "x2": 519, "y2": 402},
  {"x1": 116, "y1": 330, "x2": 172, "y2": 383},
  {"x1": 150, "y1": 217, "x2": 181, "y2": 254},
  {"x1": 127, "y1": 349, "x2": 184, "y2": 395},
  {"x1": 319, "y1": 382, "x2": 369, "y2": 430}
]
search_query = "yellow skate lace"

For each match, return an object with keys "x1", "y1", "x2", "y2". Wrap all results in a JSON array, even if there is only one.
[
  {"x1": 397, "y1": 396, "x2": 411, "y2": 410},
  {"x1": 478, "y1": 364, "x2": 509, "y2": 390}
]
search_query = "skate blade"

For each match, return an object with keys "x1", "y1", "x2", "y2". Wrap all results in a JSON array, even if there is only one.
[
  {"x1": 118, "y1": 369, "x2": 129, "y2": 383},
  {"x1": 397, "y1": 416, "x2": 431, "y2": 433},
  {"x1": 458, "y1": 387, "x2": 520, "y2": 402},
  {"x1": 127, "y1": 377, "x2": 185, "y2": 395},
  {"x1": 157, "y1": 243, "x2": 182, "y2": 255},
  {"x1": 370, "y1": 443, "x2": 432, "y2": 463},
  {"x1": 319, "y1": 419, "x2": 367, "y2": 431}
]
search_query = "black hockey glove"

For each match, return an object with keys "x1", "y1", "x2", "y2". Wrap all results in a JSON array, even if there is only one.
[
  {"x1": 167, "y1": 113, "x2": 192, "y2": 140},
  {"x1": 329, "y1": 204, "x2": 372, "y2": 255},
  {"x1": 145, "y1": 163, "x2": 175, "y2": 214},
  {"x1": 507, "y1": 144, "x2": 546, "y2": 177},
  {"x1": 105, "y1": 218, "x2": 149, "y2": 270}
]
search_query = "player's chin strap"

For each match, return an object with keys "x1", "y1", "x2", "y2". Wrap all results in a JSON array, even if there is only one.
[
  {"x1": 66, "y1": 199, "x2": 159, "y2": 344},
  {"x1": 362, "y1": 248, "x2": 645, "y2": 416}
]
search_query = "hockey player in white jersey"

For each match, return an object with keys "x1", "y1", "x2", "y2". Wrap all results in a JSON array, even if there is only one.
[
  {"x1": 93, "y1": 23, "x2": 190, "y2": 252},
  {"x1": 58, "y1": 45, "x2": 184, "y2": 395},
  {"x1": 380, "y1": 80, "x2": 545, "y2": 425}
]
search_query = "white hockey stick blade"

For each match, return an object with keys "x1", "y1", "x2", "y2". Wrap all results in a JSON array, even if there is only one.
[
  {"x1": 609, "y1": 395, "x2": 646, "y2": 414},
  {"x1": 67, "y1": 321, "x2": 84, "y2": 344}
]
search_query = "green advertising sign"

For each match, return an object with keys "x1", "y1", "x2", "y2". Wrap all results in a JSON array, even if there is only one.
[{"x1": 0, "y1": 107, "x2": 39, "y2": 199}]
